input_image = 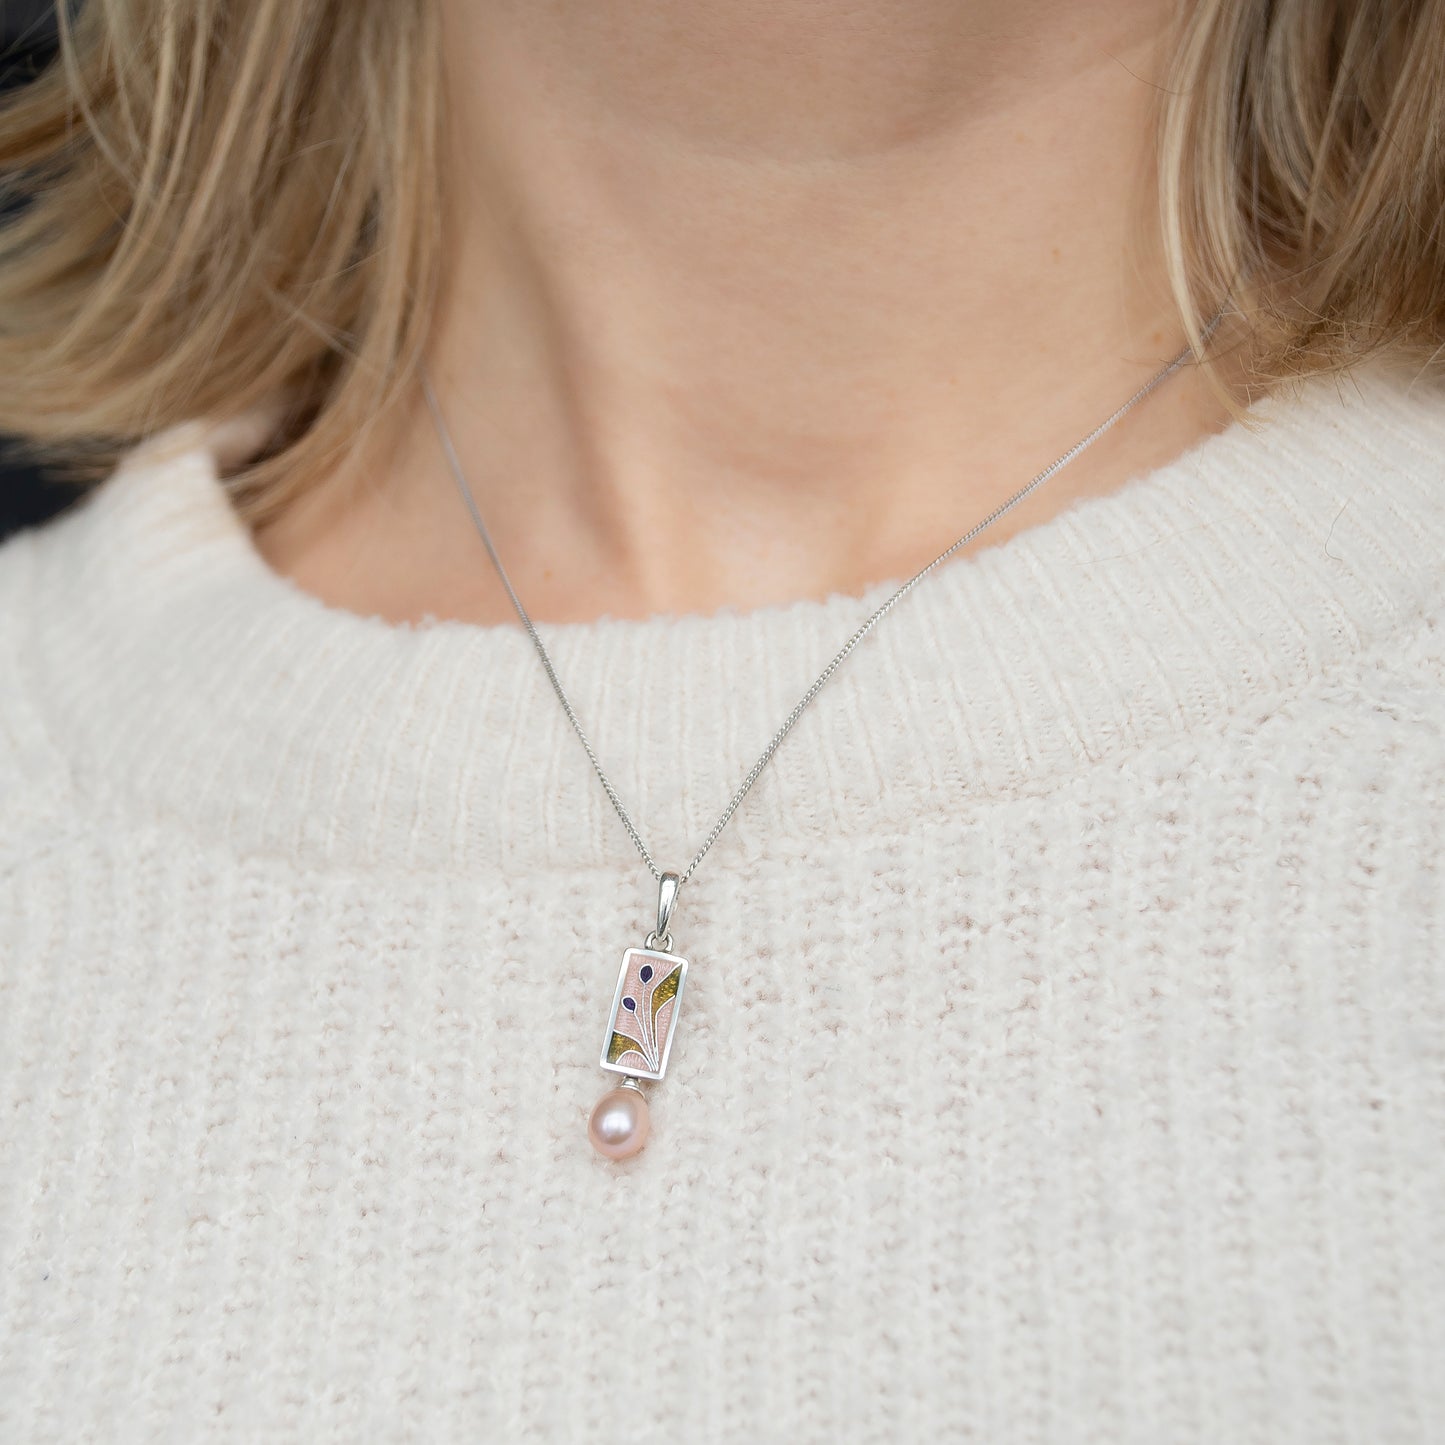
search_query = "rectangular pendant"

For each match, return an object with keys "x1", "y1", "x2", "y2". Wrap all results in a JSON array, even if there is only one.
[{"x1": 599, "y1": 946, "x2": 689, "y2": 1082}]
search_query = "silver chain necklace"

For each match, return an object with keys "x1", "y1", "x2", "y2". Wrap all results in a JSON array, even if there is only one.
[{"x1": 419, "y1": 311, "x2": 1221, "y2": 1161}]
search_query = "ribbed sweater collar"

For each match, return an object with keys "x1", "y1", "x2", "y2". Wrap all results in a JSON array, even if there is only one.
[{"x1": 16, "y1": 366, "x2": 1445, "y2": 876}]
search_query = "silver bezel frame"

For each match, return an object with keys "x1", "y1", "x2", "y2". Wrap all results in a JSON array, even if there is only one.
[{"x1": 598, "y1": 946, "x2": 689, "y2": 1082}]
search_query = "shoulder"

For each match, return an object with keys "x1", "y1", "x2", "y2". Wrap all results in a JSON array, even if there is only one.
[
  {"x1": 0, "y1": 512, "x2": 76, "y2": 859},
  {"x1": 1244, "y1": 363, "x2": 1445, "y2": 711},
  {"x1": 0, "y1": 421, "x2": 236, "y2": 860},
  {"x1": 1315, "y1": 366, "x2": 1445, "y2": 704}
]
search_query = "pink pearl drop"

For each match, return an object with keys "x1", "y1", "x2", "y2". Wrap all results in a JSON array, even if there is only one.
[{"x1": 588, "y1": 1086, "x2": 650, "y2": 1160}]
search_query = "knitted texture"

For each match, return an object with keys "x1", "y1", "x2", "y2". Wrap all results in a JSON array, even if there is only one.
[{"x1": 1, "y1": 367, "x2": 1443, "y2": 1443}]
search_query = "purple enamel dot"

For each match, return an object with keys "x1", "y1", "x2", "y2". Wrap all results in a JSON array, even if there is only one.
[
  {"x1": 639, "y1": 964, "x2": 654, "y2": 983},
  {"x1": 622, "y1": 997, "x2": 636, "y2": 1011}
]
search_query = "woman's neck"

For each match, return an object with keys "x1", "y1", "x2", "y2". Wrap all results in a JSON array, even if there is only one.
[{"x1": 256, "y1": 0, "x2": 1245, "y2": 626}]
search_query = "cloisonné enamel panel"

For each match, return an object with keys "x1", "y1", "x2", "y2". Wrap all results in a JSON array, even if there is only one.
[{"x1": 599, "y1": 947, "x2": 689, "y2": 1082}]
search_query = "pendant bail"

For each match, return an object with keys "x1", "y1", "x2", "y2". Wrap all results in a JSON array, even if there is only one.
[{"x1": 654, "y1": 870, "x2": 681, "y2": 950}]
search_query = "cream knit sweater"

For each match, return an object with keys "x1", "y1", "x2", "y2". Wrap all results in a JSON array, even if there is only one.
[{"x1": 1, "y1": 366, "x2": 1443, "y2": 1444}]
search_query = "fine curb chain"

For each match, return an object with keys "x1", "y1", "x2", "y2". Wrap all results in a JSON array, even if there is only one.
[{"x1": 420, "y1": 308, "x2": 1224, "y2": 894}]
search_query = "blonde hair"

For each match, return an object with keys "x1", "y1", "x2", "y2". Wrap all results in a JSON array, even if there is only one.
[{"x1": 1, "y1": 1, "x2": 1442, "y2": 521}]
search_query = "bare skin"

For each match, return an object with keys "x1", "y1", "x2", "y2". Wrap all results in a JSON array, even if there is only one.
[{"x1": 255, "y1": 0, "x2": 1248, "y2": 626}]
